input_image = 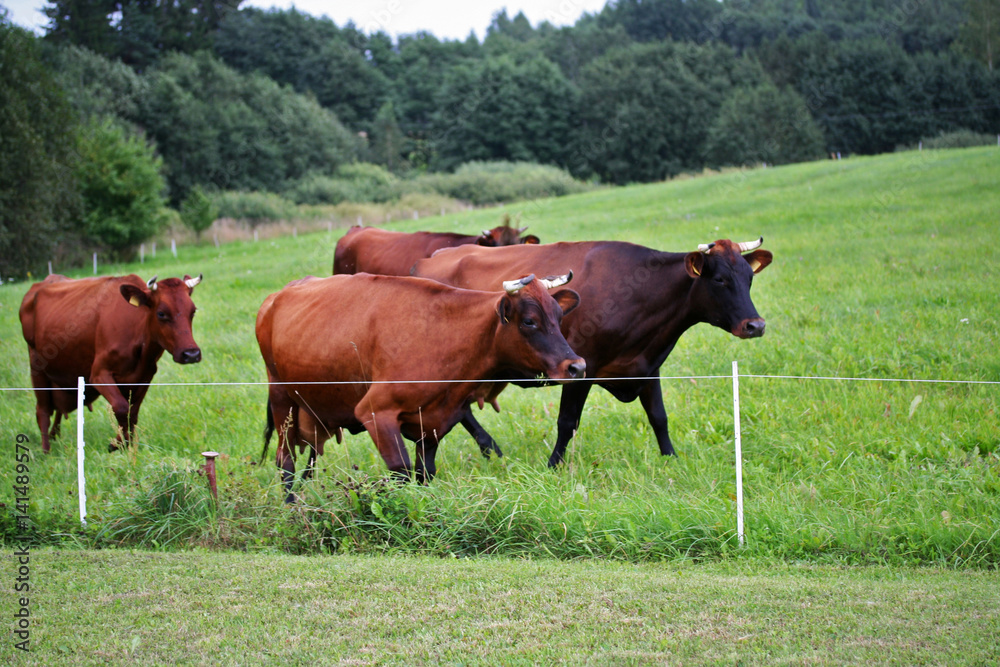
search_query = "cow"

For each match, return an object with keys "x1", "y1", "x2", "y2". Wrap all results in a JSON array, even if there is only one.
[
  {"x1": 332, "y1": 222, "x2": 539, "y2": 276},
  {"x1": 19, "y1": 273, "x2": 203, "y2": 453},
  {"x1": 412, "y1": 237, "x2": 773, "y2": 467},
  {"x1": 255, "y1": 272, "x2": 584, "y2": 502}
]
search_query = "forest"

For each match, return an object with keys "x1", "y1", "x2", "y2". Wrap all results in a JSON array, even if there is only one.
[{"x1": 2, "y1": 0, "x2": 998, "y2": 278}]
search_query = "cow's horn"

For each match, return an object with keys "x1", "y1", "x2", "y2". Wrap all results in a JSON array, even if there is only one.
[
  {"x1": 502, "y1": 274, "x2": 535, "y2": 295},
  {"x1": 481, "y1": 229, "x2": 491, "y2": 237},
  {"x1": 538, "y1": 271, "x2": 573, "y2": 289},
  {"x1": 697, "y1": 242, "x2": 715, "y2": 254},
  {"x1": 185, "y1": 273, "x2": 203, "y2": 289},
  {"x1": 517, "y1": 226, "x2": 528, "y2": 233},
  {"x1": 737, "y1": 237, "x2": 764, "y2": 253},
  {"x1": 146, "y1": 275, "x2": 158, "y2": 291}
]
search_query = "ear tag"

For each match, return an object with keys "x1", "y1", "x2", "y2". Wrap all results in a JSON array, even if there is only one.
[
  {"x1": 748, "y1": 258, "x2": 762, "y2": 273},
  {"x1": 129, "y1": 296, "x2": 141, "y2": 307},
  {"x1": 691, "y1": 266, "x2": 701, "y2": 277}
]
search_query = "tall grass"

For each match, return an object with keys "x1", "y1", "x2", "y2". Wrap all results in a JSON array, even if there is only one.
[{"x1": 1, "y1": 147, "x2": 998, "y2": 566}]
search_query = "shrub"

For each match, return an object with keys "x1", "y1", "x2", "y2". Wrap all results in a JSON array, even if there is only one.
[
  {"x1": 917, "y1": 130, "x2": 997, "y2": 150},
  {"x1": 285, "y1": 163, "x2": 400, "y2": 205},
  {"x1": 414, "y1": 161, "x2": 592, "y2": 206},
  {"x1": 211, "y1": 190, "x2": 296, "y2": 226}
]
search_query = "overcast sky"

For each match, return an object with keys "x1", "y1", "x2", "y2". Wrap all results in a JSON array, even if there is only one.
[{"x1": 2, "y1": 0, "x2": 608, "y2": 40}]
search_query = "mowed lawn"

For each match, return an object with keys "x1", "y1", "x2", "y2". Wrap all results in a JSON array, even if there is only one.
[
  {"x1": 1, "y1": 148, "x2": 999, "y2": 661},
  {"x1": 3, "y1": 549, "x2": 999, "y2": 665}
]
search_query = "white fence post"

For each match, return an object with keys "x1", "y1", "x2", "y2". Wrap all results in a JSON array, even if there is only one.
[
  {"x1": 77, "y1": 376, "x2": 87, "y2": 527},
  {"x1": 732, "y1": 360, "x2": 744, "y2": 547}
]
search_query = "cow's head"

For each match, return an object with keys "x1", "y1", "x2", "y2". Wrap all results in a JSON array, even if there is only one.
[
  {"x1": 495, "y1": 273, "x2": 585, "y2": 380},
  {"x1": 120, "y1": 274, "x2": 203, "y2": 364},
  {"x1": 478, "y1": 224, "x2": 540, "y2": 247},
  {"x1": 684, "y1": 238, "x2": 772, "y2": 339}
]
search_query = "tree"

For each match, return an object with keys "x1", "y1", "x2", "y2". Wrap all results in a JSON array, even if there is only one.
[
  {"x1": 704, "y1": 82, "x2": 827, "y2": 168},
  {"x1": 573, "y1": 41, "x2": 764, "y2": 183},
  {"x1": 370, "y1": 102, "x2": 406, "y2": 172},
  {"x1": 43, "y1": 0, "x2": 243, "y2": 68},
  {"x1": 179, "y1": 186, "x2": 217, "y2": 240},
  {"x1": 957, "y1": 0, "x2": 1000, "y2": 70},
  {"x1": 0, "y1": 20, "x2": 80, "y2": 280},
  {"x1": 75, "y1": 117, "x2": 166, "y2": 255}
]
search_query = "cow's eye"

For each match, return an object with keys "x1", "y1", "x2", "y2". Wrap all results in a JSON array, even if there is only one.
[
  {"x1": 157, "y1": 311, "x2": 170, "y2": 322},
  {"x1": 522, "y1": 317, "x2": 537, "y2": 329},
  {"x1": 713, "y1": 276, "x2": 727, "y2": 286}
]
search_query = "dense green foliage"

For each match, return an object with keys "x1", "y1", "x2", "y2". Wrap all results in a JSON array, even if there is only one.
[
  {"x1": 178, "y1": 186, "x2": 217, "y2": 240},
  {"x1": 1, "y1": 148, "x2": 997, "y2": 567},
  {"x1": 0, "y1": 21, "x2": 80, "y2": 279},
  {"x1": 4, "y1": 0, "x2": 999, "y2": 273},
  {"x1": 74, "y1": 116, "x2": 167, "y2": 255}
]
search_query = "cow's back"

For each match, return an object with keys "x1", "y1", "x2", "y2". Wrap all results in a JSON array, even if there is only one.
[{"x1": 334, "y1": 227, "x2": 473, "y2": 276}]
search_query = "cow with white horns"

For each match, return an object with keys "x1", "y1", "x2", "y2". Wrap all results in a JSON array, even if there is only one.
[
  {"x1": 19, "y1": 273, "x2": 204, "y2": 452},
  {"x1": 256, "y1": 271, "x2": 584, "y2": 501},
  {"x1": 412, "y1": 236, "x2": 773, "y2": 466}
]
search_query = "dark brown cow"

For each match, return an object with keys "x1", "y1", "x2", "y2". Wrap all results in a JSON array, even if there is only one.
[
  {"x1": 19, "y1": 273, "x2": 203, "y2": 453},
  {"x1": 332, "y1": 223, "x2": 539, "y2": 276},
  {"x1": 413, "y1": 237, "x2": 773, "y2": 466},
  {"x1": 256, "y1": 272, "x2": 583, "y2": 501}
]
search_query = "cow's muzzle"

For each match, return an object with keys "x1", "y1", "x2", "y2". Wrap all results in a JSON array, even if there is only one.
[
  {"x1": 177, "y1": 348, "x2": 202, "y2": 364},
  {"x1": 734, "y1": 318, "x2": 766, "y2": 339},
  {"x1": 553, "y1": 357, "x2": 587, "y2": 381}
]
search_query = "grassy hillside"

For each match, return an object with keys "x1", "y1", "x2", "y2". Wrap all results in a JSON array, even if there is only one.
[{"x1": 1, "y1": 147, "x2": 998, "y2": 565}]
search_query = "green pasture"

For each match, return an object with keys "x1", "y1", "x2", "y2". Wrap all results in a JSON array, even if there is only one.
[
  {"x1": 3, "y1": 549, "x2": 999, "y2": 665},
  {"x1": 1, "y1": 147, "x2": 998, "y2": 566}
]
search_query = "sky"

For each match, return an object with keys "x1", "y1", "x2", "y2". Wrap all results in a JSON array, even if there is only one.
[{"x1": 1, "y1": 0, "x2": 609, "y2": 41}]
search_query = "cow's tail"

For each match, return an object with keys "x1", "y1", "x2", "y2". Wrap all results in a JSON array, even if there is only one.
[{"x1": 261, "y1": 398, "x2": 275, "y2": 465}]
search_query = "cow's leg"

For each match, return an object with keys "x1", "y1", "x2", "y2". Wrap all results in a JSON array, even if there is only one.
[
  {"x1": 414, "y1": 434, "x2": 440, "y2": 484},
  {"x1": 302, "y1": 447, "x2": 318, "y2": 482},
  {"x1": 29, "y1": 367, "x2": 55, "y2": 454},
  {"x1": 360, "y1": 411, "x2": 412, "y2": 482},
  {"x1": 638, "y1": 378, "x2": 675, "y2": 456},
  {"x1": 270, "y1": 401, "x2": 299, "y2": 504},
  {"x1": 461, "y1": 409, "x2": 503, "y2": 458},
  {"x1": 548, "y1": 381, "x2": 593, "y2": 468},
  {"x1": 50, "y1": 411, "x2": 63, "y2": 441},
  {"x1": 91, "y1": 367, "x2": 132, "y2": 452},
  {"x1": 121, "y1": 384, "x2": 151, "y2": 449}
]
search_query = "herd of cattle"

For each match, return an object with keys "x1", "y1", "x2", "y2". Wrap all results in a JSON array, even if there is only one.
[{"x1": 19, "y1": 221, "x2": 772, "y2": 502}]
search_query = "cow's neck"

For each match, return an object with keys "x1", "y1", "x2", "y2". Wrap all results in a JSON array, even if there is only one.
[{"x1": 611, "y1": 251, "x2": 699, "y2": 372}]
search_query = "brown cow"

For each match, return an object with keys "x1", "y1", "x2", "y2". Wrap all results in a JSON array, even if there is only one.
[
  {"x1": 19, "y1": 273, "x2": 203, "y2": 453},
  {"x1": 413, "y1": 237, "x2": 772, "y2": 467},
  {"x1": 332, "y1": 222, "x2": 539, "y2": 276},
  {"x1": 256, "y1": 272, "x2": 583, "y2": 501}
]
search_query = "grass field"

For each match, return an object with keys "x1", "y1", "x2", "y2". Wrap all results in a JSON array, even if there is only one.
[
  {"x1": 3, "y1": 549, "x2": 999, "y2": 665},
  {"x1": 2, "y1": 147, "x2": 998, "y2": 565}
]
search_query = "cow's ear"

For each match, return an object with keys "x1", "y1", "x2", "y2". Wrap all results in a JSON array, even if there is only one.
[
  {"x1": 521, "y1": 235, "x2": 540, "y2": 245},
  {"x1": 684, "y1": 252, "x2": 705, "y2": 278},
  {"x1": 120, "y1": 284, "x2": 151, "y2": 308},
  {"x1": 551, "y1": 289, "x2": 580, "y2": 316},
  {"x1": 744, "y1": 250, "x2": 772, "y2": 274},
  {"x1": 496, "y1": 295, "x2": 514, "y2": 324}
]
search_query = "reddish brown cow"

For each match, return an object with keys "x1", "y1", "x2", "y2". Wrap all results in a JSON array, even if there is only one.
[
  {"x1": 332, "y1": 223, "x2": 539, "y2": 276},
  {"x1": 256, "y1": 272, "x2": 583, "y2": 501},
  {"x1": 19, "y1": 273, "x2": 203, "y2": 453},
  {"x1": 413, "y1": 237, "x2": 773, "y2": 467}
]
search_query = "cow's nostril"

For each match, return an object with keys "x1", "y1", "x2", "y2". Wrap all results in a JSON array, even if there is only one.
[
  {"x1": 181, "y1": 349, "x2": 202, "y2": 364},
  {"x1": 567, "y1": 361, "x2": 586, "y2": 378}
]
